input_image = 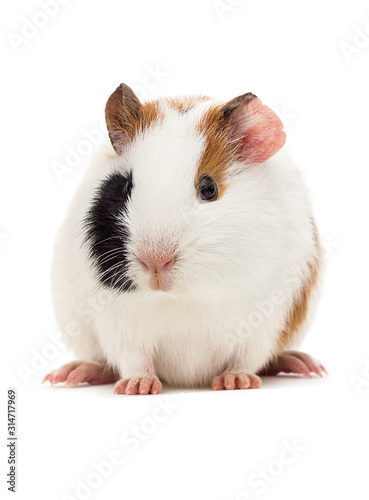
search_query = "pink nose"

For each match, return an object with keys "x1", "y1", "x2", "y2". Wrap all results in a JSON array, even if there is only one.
[{"x1": 138, "y1": 253, "x2": 176, "y2": 273}]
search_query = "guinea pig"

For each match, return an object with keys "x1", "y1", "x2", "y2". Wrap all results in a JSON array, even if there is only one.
[{"x1": 43, "y1": 83, "x2": 326, "y2": 395}]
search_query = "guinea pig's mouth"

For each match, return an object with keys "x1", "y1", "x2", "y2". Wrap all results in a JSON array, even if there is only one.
[
  {"x1": 134, "y1": 252, "x2": 178, "y2": 293},
  {"x1": 148, "y1": 270, "x2": 173, "y2": 292}
]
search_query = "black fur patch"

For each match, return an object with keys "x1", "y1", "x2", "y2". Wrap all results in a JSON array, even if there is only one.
[{"x1": 83, "y1": 171, "x2": 136, "y2": 292}]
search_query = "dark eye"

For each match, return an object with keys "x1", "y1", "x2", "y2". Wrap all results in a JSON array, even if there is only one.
[{"x1": 198, "y1": 175, "x2": 218, "y2": 201}]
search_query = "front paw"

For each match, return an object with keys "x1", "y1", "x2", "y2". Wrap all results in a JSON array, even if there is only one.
[
  {"x1": 212, "y1": 371, "x2": 262, "y2": 391},
  {"x1": 113, "y1": 375, "x2": 162, "y2": 395}
]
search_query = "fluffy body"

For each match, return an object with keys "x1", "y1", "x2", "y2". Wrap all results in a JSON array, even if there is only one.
[{"x1": 50, "y1": 96, "x2": 321, "y2": 389}]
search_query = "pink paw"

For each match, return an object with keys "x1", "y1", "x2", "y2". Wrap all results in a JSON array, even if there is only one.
[
  {"x1": 114, "y1": 375, "x2": 162, "y2": 395},
  {"x1": 42, "y1": 361, "x2": 117, "y2": 387},
  {"x1": 212, "y1": 371, "x2": 262, "y2": 391},
  {"x1": 259, "y1": 351, "x2": 327, "y2": 378}
]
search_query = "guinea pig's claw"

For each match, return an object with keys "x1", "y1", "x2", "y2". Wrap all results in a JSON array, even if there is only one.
[
  {"x1": 114, "y1": 376, "x2": 162, "y2": 395},
  {"x1": 212, "y1": 371, "x2": 262, "y2": 390}
]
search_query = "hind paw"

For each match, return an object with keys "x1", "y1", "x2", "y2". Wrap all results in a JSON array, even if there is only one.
[
  {"x1": 43, "y1": 361, "x2": 117, "y2": 387},
  {"x1": 259, "y1": 351, "x2": 327, "y2": 378}
]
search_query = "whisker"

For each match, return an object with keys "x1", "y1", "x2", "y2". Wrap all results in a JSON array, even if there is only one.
[{"x1": 98, "y1": 262, "x2": 125, "y2": 281}]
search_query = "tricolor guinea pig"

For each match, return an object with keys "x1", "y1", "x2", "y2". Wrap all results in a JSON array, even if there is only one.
[{"x1": 44, "y1": 83, "x2": 326, "y2": 395}]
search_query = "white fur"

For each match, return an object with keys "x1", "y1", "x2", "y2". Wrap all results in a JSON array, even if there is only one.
[{"x1": 51, "y1": 98, "x2": 321, "y2": 387}]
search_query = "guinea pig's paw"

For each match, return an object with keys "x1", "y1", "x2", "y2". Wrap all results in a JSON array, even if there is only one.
[
  {"x1": 42, "y1": 361, "x2": 117, "y2": 387},
  {"x1": 114, "y1": 376, "x2": 162, "y2": 395},
  {"x1": 212, "y1": 371, "x2": 262, "y2": 391},
  {"x1": 259, "y1": 351, "x2": 328, "y2": 378}
]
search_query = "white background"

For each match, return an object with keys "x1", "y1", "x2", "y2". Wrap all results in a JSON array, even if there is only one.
[{"x1": 1, "y1": 0, "x2": 369, "y2": 499}]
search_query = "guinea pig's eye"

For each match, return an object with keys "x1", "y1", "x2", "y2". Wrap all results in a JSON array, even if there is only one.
[{"x1": 198, "y1": 175, "x2": 218, "y2": 202}]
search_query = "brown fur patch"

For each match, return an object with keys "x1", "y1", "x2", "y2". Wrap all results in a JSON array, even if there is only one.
[
  {"x1": 167, "y1": 95, "x2": 210, "y2": 113},
  {"x1": 195, "y1": 104, "x2": 240, "y2": 199},
  {"x1": 275, "y1": 223, "x2": 321, "y2": 354},
  {"x1": 140, "y1": 100, "x2": 164, "y2": 132}
]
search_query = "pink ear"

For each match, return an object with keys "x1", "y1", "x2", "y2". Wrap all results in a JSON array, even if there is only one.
[{"x1": 225, "y1": 94, "x2": 286, "y2": 163}]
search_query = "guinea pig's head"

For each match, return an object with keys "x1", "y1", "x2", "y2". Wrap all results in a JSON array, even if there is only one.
[{"x1": 84, "y1": 84, "x2": 286, "y2": 297}]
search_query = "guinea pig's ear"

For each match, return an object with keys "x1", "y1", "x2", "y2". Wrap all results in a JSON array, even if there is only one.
[
  {"x1": 221, "y1": 93, "x2": 286, "y2": 163},
  {"x1": 105, "y1": 83, "x2": 142, "y2": 155}
]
